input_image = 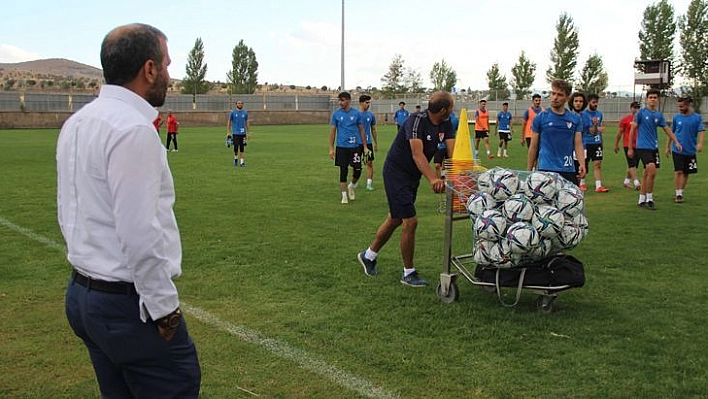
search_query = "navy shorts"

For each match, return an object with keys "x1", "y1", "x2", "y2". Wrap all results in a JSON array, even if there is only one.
[
  {"x1": 623, "y1": 147, "x2": 639, "y2": 168},
  {"x1": 635, "y1": 148, "x2": 660, "y2": 169},
  {"x1": 585, "y1": 143, "x2": 604, "y2": 161},
  {"x1": 475, "y1": 130, "x2": 489, "y2": 139},
  {"x1": 383, "y1": 168, "x2": 419, "y2": 219},
  {"x1": 365, "y1": 143, "x2": 375, "y2": 162},
  {"x1": 335, "y1": 146, "x2": 362, "y2": 169},
  {"x1": 672, "y1": 152, "x2": 697, "y2": 174},
  {"x1": 498, "y1": 131, "x2": 511, "y2": 142}
]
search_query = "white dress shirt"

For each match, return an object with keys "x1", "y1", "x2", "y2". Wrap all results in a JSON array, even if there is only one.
[{"x1": 57, "y1": 85, "x2": 181, "y2": 322}]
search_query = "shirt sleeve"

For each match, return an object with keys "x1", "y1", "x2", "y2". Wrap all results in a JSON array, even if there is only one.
[
  {"x1": 330, "y1": 112, "x2": 337, "y2": 126},
  {"x1": 106, "y1": 125, "x2": 179, "y2": 320},
  {"x1": 698, "y1": 116, "x2": 705, "y2": 132},
  {"x1": 658, "y1": 114, "x2": 667, "y2": 127},
  {"x1": 531, "y1": 112, "x2": 542, "y2": 134}
]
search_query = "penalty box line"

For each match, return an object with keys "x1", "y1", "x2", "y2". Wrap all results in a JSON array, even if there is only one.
[{"x1": 0, "y1": 215, "x2": 399, "y2": 399}]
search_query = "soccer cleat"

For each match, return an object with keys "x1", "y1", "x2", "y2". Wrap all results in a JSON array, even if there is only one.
[
  {"x1": 341, "y1": 196, "x2": 348, "y2": 204},
  {"x1": 488, "y1": 154, "x2": 495, "y2": 159},
  {"x1": 497, "y1": 152, "x2": 502, "y2": 158},
  {"x1": 234, "y1": 159, "x2": 238, "y2": 166},
  {"x1": 645, "y1": 201, "x2": 657, "y2": 210},
  {"x1": 595, "y1": 186, "x2": 609, "y2": 193},
  {"x1": 635, "y1": 185, "x2": 641, "y2": 191},
  {"x1": 503, "y1": 153, "x2": 509, "y2": 158},
  {"x1": 357, "y1": 252, "x2": 378, "y2": 276},
  {"x1": 366, "y1": 185, "x2": 374, "y2": 191},
  {"x1": 400, "y1": 271, "x2": 428, "y2": 287},
  {"x1": 624, "y1": 183, "x2": 633, "y2": 189},
  {"x1": 348, "y1": 185, "x2": 356, "y2": 200},
  {"x1": 675, "y1": 195, "x2": 684, "y2": 203},
  {"x1": 240, "y1": 163, "x2": 247, "y2": 167},
  {"x1": 579, "y1": 183, "x2": 587, "y2": 191},
  {"x1": 638, "y1": 202, "x2": 646, "y2": 208}
]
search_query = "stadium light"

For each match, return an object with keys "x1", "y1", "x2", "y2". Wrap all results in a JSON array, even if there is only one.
[{"x1": 340, "y1": 0, "x2": 345, "y2": 92}]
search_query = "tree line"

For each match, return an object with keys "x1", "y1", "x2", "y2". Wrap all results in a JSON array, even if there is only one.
[{"x1": 183, "y1": 0, "x2": 707, "y2": 108}]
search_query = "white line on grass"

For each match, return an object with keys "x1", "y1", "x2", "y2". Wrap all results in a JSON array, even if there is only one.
[{"x1": 0, "y1": 215, "x2": 400, "y2": 399}]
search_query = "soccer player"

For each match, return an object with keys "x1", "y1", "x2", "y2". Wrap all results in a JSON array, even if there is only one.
[
  {"x1": 357, "y1": 91, "x2": 455, "y2": 287},
  {"x1": 329, "y1": 92, "x2": 369, "y2": 204},
  {"x1": 667, "y1": 97, "x2": 704, "y2": 203},
  {"x1": 434, "y1": 110, "x2": 459, "y2": 179},
  {"x1": 527, "y1": 79, "x2": 586, "y2": 186},
  {"x1": 153, "y1": 109, "x2": 163, "y2": 133},
  {"x1": 165, "y1": 109, "x2": 179, "y2": 152},
  {"x1": 613, "y1": 101, "x2": 642, "y2": 190},
  {"x1": 569, "y1": 92, "x2": 587, "y2": 175},
  {"x1": 393, "y1": 101, "x2": 409, "y2": 132},
  {"x1": 521, "y1": 94, "x2": 543, "y2": 148},
  {"x1": 358, "y1": 94, "x2": 378, "y2": 191},
  {"x1": 628, "y1": 89, "x2": 683, "y2": 210},
  {"x1": 496, "y1": 102, "x2": 513, "y2": 158},
  {"x1": 227, "y1": 100, "x2": 250, "y2": 167},
  {"x1": 580, "y1": 94, "x2": 608, "y2": 192},
  {"x1": 474, "y1": 99, "x2": 494, "y2": 159}
]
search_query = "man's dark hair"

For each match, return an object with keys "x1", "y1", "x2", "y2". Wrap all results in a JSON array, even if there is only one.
[
  {"x1": 646, "y1": 88, "x2": 661, "y2": 98},
  {"x1": 338, "y1": 91, "x2": 351, "y2": 100},
  {"x1": 359, "y1": 94, "x2": 371, "y2": 103},
  {"x1": 570, "y1": 92, "x2": 587, "y2": 112},
  {"x1": 502, "y1": 102, "x2": 509, "y2": 106},
  {"x1": 630, "y1": 101, "x2": 641, "y2": 108},
  {"x1": 551, "y1": 79, "x2": 572, "y2": 96},
  {"x1": 399, "y1": 101, "x2": 406, "y2": 106},
  {"x1": 532, "y1": 94, "x2": 541, "y2": 100},
  {"x1": 101, "y1": 24, "x2": 166, "y2": 86},
  {"x1": 479, "y1": 99, "x2": 487, "y2": 104},
  {"x1": 587, "y1": 93, "x2": 600, "y2": 102},
  {"x1": 428, "y1": 96, "x2": 452, "y2": 114},
  {"x1": 677, "y1": 96, "x2": 693, "y2": 104}
]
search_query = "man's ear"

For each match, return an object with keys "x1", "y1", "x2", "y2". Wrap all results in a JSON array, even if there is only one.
[{"x1": 143, "y1": 59, "x2": 157, "y2": 84}]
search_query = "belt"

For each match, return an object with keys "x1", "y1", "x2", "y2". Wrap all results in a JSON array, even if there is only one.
[{"x1": 71, "y1": 269, "x2": 138, "y2": 295}]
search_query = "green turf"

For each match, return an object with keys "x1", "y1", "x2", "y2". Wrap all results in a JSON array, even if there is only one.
[{"x1": 1, "y1": 123, "x2": 707, "y2": 398}]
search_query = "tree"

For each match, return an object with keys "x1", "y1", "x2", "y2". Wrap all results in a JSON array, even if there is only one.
[
  {"x1": 638, "y1": 0, "x2": 676, "y2": 66},
  {"x1": 226, "y1": 40, "x2": 258, "y2": 94},
  {"x1": 486, "y1": 63, "x2": 510, "y2": 100},
  {"x1": 577, "y1": 53, "x2": 609, "y2": 95},
  {"x1": 545, "y1": 12, "x2": 580, "y2": 85},
  {"x1": 678, "y1": 0, "x2": 708, "y2": 111},
  {"x1": 404, "y1": 67, "x2": 424, "y2": 93},
  {"x1": 429, "y1": 59, "x2": 457, "y2": 92},
  {"x1": 181, "y1": 37, "x2": 210, "y2": 97},
  {"x1": 511, "y1": 51, "x2": 536, "y2": 100},
  {"x1": 381, "y1": 54, "x2": 407, "y2": 95}
]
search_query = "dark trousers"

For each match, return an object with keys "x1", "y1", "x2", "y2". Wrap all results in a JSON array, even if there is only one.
[
  {"x1": 65, "y1": 279, "x2": 201, "y2": 399},
  {"x1": 166, "y1": 133, "x2": 178, "y2": 150}
]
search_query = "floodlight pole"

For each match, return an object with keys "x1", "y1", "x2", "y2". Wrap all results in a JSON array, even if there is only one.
[{"x1": 340, "y1": 0, "x2": 345, "y2": 92}]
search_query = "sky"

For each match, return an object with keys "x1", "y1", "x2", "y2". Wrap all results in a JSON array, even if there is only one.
[{"x1": 0, "y1": 0, "x2": 693, "y2": 92}]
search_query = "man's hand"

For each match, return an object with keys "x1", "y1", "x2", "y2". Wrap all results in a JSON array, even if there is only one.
[
  {"x1": 675, "y1": 141, "x2": 683, "y2": 152},
  {"x1": 613, "y1": 144, "x2": 619, "y2": 154},
  {"x1": 157, "y1": 325, "x2": 178, "y2": 341},
  {"x1": 329, "y1": 148, "x2": 335, "y2": 160},
  {"x1": 431, "y1": 178, "x2": 445, "y2": 193},
  {"x1": 698, "y1": 142, "x2": 704, "y2": 153},
  {"x1": 627, "y1": 148, "x2": 634, "y2": 158},
  {"x1": 577, "y1": 164, "x2": 587, "y2": 180}
]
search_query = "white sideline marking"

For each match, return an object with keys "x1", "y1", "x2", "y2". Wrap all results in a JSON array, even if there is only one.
[{"x1": 0, "y1": 215, "x2": 399, "y2": 399}]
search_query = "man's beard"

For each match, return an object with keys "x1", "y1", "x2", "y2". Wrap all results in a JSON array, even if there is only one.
[{"x1": 146, "y1": 71, "x2": 168, "y2": 107}]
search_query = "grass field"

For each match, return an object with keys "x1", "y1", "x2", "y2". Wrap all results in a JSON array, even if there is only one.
[{"x1": 1, "y1": 122, "x2": 708, "y2": 398}]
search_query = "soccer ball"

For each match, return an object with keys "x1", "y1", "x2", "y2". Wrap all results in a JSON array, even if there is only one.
[
  {"x1": 532, "y1": 204, "x2": 565, "y2": 239},
  {"x1": 466, "y1": 191, "x2": 496, "y2": 219},
  {"x1": 556, "y1": 188, "x2": 585, "y2": 217},
  {"x1": 502, "y1": 194, "x2": 535, "y2": 223},
  {"x1": 474, "y1": 239, "x2": 512, "y2": 267},
  {"x1": 473, "y1": 209, "x2": 507, "y2": 240},
  {"x1": 490, "y1": 168, "x2": 520, "y2": 200},
  {"x1": 530, "y1": 237, "x2": 552, "y2": 259},
  {"x1": 476, "y1": 170, "x2": 496, "y2": 195},
  {"x1": 571, "y1": 213, "x2": 589, "y2": 236},
  {"x1": 554, "y1": 223, "x2": 584, "y2": 249},
  {"x1": 525, "y1": 171, "x2": 560, "y2": 203},
  {"x1": 505, "y1": 222, "x2": 540, "y2": 254}
]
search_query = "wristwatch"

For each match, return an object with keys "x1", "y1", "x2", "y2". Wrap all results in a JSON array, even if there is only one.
[{"x1": 156, "y1": 308, "x2": 182, "y2": 329}]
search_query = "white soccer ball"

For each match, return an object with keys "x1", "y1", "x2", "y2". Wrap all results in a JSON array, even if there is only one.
[
  {"x1": 525, "y1": 171, "x2": 560, "y2": 203},
  {"x1": 466, "y1": 191, "x2": 496, "y2": 219},
  {"x1": 530, "y1": 237, "x2": 552, "y2": 259},
  {"x1": 476, "y1": 170, "x2": 497, "y2": 196},
  {"x1": 502, "y1": 194, "x2": 535, "y2": 223},
  {"x1": 473, "y1": 209, "x2": 507, "y2": 240},
  {"x1": 490, "y1": 168, "x2": 520, "y2": 200},
  {"x1": 556, "y1": 188, "x2": 585, "y2": 217},
  {"x1": 505, "y1": 221, "x2": 540, "y2": 254},
  {"x1": 571, "y1": 213, "x2": 589, "y2": 237},
  {"x1": 532, "y1": 204, "x2": 565, "y2": 239},
  {"x1": 473, "y1": 239, "x2": 512, "y2": 267},
  {"x1": 553, "y1": 223, "x2": 584, "y2": 249}
]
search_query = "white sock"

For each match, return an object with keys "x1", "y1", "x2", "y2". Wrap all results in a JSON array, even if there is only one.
[
  {"x1": 624, "y1": 178, "x2": 631, "y2": 185},
  {"x1": 639, "y1": 194, "x2": 646, "y2": 204},
  {"x1": 403, "y1": 267, "x2": 416, "y2": 277},
  {"x1": 364, "y1": 248, "x2": 377, "y2": 261},
  {"x1": 486, "y1": 150, "x2": 491, "y2": 155},
  {"x1": 366, "y1": 179, "x2": 372, "y2": 186},
  {"x1": 634, "y1": 180, "x2": 641, "y2": 187},
  {"x1": 341, "y1": 191, "x2": 347, "y2": 199},
  {"x1": 595, "y1": 180, "x2": 602, "y2": 189},
  {"x1": 676, "y1": 189, "x2": 681, "y2": 196},
  {"x1": 349, "y1": 182, "x2": 358, "y2": 189},
  {"x1": 503, "y1": 149, "x2": 508, "y2": 156},
  {"x1": 678, "y1": 189, "x2": 683, "y2": 196},
  {"x1": 646, "y1": 193, "x2": 653, "y2": 202},
  {"x1": 580, "y1": 179, "x2": 586, "y2": 185}
]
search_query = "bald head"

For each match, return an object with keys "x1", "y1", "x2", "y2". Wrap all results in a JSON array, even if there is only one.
[
  {"x1": 427, "y1": 91, "x2": 454, "y2": 124},
  {"x1": 101, "y1": 23, "x2": 166, "y2": 86}
]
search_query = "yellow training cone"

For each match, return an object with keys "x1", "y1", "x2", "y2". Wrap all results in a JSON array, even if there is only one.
[{"x1": 452, "y1": 108, "x2": 473, "y2": 162}]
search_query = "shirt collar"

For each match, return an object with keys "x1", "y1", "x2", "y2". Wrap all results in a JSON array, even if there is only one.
[{"x1": 98, "y1": 85, "x2": 158, "y2": 122}]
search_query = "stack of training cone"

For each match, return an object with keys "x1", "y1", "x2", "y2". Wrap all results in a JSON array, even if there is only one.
[{"x1": 444, "y1": 108, "x2": 484, "y2": 212}]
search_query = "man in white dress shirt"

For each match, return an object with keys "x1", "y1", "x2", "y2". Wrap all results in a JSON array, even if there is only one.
[{"x1": 57, "y1": 23, "x2": 200, "y2": 398}]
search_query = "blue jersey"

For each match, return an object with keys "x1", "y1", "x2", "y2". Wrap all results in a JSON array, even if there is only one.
[
  {"x1": 385, "y1": 111, "x2": 455, "y2": 180},
  {"x1": 634, "y1": 108, "x2": 667, "y2": 150},
  {"x1": 532, "y1": 109, "x2": 582, "y2": 173},
  {"x1": 497, "y1": 111, "x2": 512, "y2": 132},
  {"x1": 671, "y1": 113, "x2": 705, "y2": 155},
  {"x1": 394, "y1": 109, "x2": 410, "y2": 125},
  {"x1": 450, "y1": 112, "x2": 459, "y2": 133},
  {"x1": 581, "y1": 109, "x2": 603, "y2": 145},
  {"x1": 229, "y1": 109, "x2": 248, "y2": 135},
  {"x1": 358, "y1": 110, "x2": 376, "y2": 144},
  {"x1": 331, "y1": 108, "x2": 361, "y2": 148}
]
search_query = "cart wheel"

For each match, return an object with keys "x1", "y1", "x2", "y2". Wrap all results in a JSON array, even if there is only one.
[
  {"x1": 436, "y1": 281, "x2": 460, "y2": 303},
  {"x1": 536, "y1": 295, "x2": 556, "y2": 313}
]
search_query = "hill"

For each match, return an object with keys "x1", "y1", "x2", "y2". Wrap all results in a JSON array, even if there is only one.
[{"x1": 0, "y1": 58, "x2": 102, "y2": 80}]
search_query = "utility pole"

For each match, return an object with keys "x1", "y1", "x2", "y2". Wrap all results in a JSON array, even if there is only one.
[{"x1": 340, "y1": 0, "x2": 345, "y2": 92}]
